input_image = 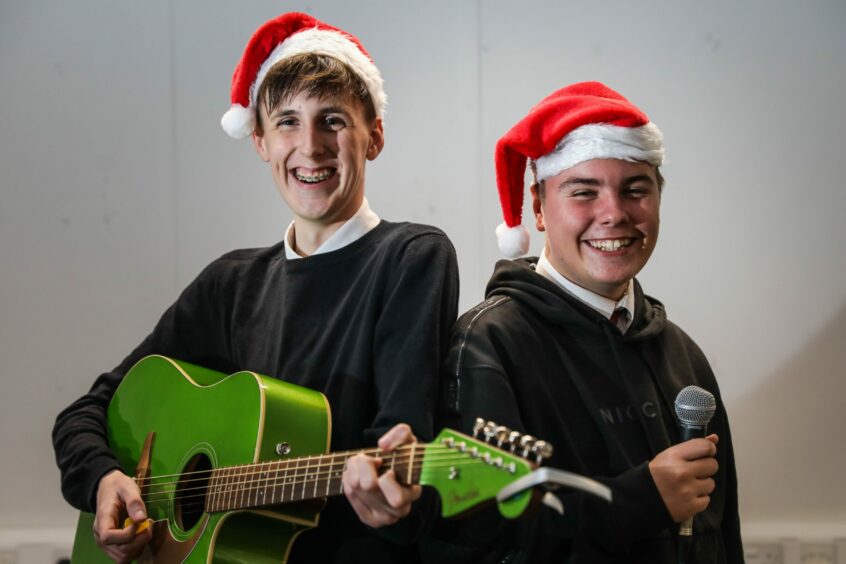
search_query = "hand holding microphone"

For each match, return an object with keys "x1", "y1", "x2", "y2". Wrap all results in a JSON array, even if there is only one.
[
  {"x1": 648, "y1": 433, "x2": 718, "y2": 521},
  {"x1": 648, "y1": 386, "x2": 718, "y2": 563}
]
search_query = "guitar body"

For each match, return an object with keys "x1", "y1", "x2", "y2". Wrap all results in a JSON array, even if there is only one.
[{"x1": 71, "y1": 355, "x2": 331, "y2": 563}]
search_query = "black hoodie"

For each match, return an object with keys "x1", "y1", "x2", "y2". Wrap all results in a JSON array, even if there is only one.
[{"x1": 426, "y1": 258, "x2": 743, "y2": 564}]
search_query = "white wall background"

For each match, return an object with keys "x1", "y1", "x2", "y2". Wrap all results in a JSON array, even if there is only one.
[{"x1": 1, "y1": 0, "x2": 844, "y2": 545}]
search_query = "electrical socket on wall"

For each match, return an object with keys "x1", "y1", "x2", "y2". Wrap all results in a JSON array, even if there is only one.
[
  {"x1": 745, "y1": 542, "x2": 784, "y2": 564},
  {"x1": 801, "y1": 543, "x2": 836, "y2": 564}
]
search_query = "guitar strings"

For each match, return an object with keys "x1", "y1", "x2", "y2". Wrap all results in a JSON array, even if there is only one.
[
  {"x1": 139, "y1": 454, "x2": 520, "y2": 502},
  {"x1": 137, "y1": 442, "x2": 528, "y2": 485},
  {"x1": 145, "y1": 462, "x2": 528, "y2": 515},
  {"x1": 136, "y1": 449, "x2": 522, "y2": 495},
  {"x1": 134, "y1": 443, "x2": 461, "y2": 483},
  {"x1": 141, "y1": 454, "x2": 527, "y2": 514},
  {"x1": 137, "y1": 454, "x2": 530, "y2": 509}
]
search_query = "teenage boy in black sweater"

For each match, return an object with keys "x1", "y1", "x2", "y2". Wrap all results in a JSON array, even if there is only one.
[
  {"x1": 52, "y1": 13, "x2": 458, "y2": 563},
  {"x1": 429, "y1": 82, "x2": 742, "y2": 563}
]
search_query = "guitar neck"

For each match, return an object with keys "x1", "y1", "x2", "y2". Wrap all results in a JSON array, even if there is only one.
[{"x1": 201, "y1": 444, "x2": 425, "y2": 513}]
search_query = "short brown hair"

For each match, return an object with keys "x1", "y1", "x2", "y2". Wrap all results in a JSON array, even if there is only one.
[{"x1": 255, "y1": 52, "x2": 376, "y2": 130}]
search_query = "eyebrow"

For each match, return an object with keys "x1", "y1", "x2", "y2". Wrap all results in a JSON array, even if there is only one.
[
  {"x1": 558, "y1": 177, "x2": 601, "y2": 189},
  {"x1": 622, "y1": 174, "x2": 657, "y2": 186},
  {"x1": 270, "y1": 109, "x2": 298, "y2": 118},
  {"x1": 269, "y1": 106, "x2": 351, "y2": 119},
  {"x1": 319, "y1": 106, "x2": 350, "y2": 116},
  {"x1": 557, "y1": 174, "x2": 656, "y2": 189}
]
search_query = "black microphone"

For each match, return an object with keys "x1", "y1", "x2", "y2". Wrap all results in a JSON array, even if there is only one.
[{"x1": 674, "y1": 385, "x2": 716, "y2": 564}]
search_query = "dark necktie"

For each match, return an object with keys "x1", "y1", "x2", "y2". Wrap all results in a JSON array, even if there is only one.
[{"x1": 609, "y1": 308, "x2": 628, "y2": 331}]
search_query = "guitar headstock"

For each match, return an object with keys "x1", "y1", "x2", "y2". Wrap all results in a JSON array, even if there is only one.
[{"x1": 421, "y1": 419, "x2": 553, "y2": 519}]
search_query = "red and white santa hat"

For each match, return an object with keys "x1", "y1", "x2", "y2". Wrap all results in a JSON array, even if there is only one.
[
  {"x1": 221, "y1": 12, "x2": 386, "y2": 139},
  {"x1": 494, "y1": 81, "x2": 664, "y2": 257}
]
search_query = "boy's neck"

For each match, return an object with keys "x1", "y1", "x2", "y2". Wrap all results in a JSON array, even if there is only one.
[{"x1": 291, "y1": 218, "x2": 346, "y2": 257}]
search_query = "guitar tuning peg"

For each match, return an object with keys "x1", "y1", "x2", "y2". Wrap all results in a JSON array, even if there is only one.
[
  {"x1": 519, "y1": 434, "x2": 536, "y2": 458},
  {"x1": 507, "y1": 431, "x2": 522, "y2": 452},
  {"x1": 494, "y1": 426, "x2": 512, "y2": 448},
  {"x1": 483, "y1": 421, "x2": 497, "y2": 443},
  {"x1": 472, "y1": 418, "x2": 485, "y2": 438},
  {"x1": 531, "y1": 440, "x2": 554, "y2": 464}
]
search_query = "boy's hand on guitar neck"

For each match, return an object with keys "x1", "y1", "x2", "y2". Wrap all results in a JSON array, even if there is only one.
[
  {"x1": 93, "y1": 469, "x2": 152, "y2": 563},
  {"x1": 343, "y1": 423, "x2": 423, "y2": 528}
]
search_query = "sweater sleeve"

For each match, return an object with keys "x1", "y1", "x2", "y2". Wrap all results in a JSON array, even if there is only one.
[
  {"x1": 368, "y1": 231, "x2": 459, "y2": 444},
  {"x1": 573, "y1": 462, "x2": 675, "y2": 553},
  {"x1": 363, "y1": 231, "x2": 459, "y2": 543},
  {"x1": 51, "y1": 258, "x2": 237, "y2": 512}
]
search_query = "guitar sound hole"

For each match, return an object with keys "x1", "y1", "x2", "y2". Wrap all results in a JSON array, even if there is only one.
[{"x1": 174, "y1": 453, "x2": 212, "y2": 531}]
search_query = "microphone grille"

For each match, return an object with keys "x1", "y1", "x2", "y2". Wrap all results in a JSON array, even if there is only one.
[{"x1": 674, "y1": 385, "x2": 716, "y2": 426}]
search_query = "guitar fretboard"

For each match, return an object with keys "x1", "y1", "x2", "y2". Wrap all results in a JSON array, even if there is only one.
[{"x1": 203, "y1": 446, "x2": 424, "y2": 513}]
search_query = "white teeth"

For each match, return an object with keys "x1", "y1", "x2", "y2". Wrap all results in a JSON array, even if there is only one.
[
  {"x1": 588, "y1": 238, "x2": 633, "y2": 251},
  {"x1": 294, "y1": 168, "x2": 335, "y2": 183}
]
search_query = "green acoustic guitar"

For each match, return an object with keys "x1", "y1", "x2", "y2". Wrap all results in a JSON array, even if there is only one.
[{"x1": 70, "y1": 355, "x2": 543, "y2": 563}]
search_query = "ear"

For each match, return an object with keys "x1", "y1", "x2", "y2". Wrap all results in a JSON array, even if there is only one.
[
  {"x1": 366, "y1": 118, "x2": 385, "y2": 161},
  {"x1": 530, "y1": 183, "x2": 545, "y2": 232},
  {"x1": 252, "y1": 129, "x2": 270, "y2": 163}
]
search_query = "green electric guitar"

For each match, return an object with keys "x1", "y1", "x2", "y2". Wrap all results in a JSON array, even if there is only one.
[{"x1": 70, "y1": 355, "x2": 547, "y2": 563}]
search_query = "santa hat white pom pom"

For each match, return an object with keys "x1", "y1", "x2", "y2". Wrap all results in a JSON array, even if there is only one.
[
  {"x1": 496, "y1": 223, "x2": 530, "y2": 258},
  {"x1": 221, "y1": 104, "x2": 256, "y2": 139}
]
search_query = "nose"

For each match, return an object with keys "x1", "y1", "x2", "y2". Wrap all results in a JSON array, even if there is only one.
[
  {"x1": 598, "y1": 192, "x2": 628, "y2": 226},
  {"x1": 298, "y1": 123, "x2": 325, "y2": 159}
]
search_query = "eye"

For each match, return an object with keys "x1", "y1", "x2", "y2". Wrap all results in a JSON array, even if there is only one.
[
  {"x1": 570, "y1": 188, "x2": 597, "y2": 199},
  {"x1": 625, "y1": 186, "x2": 651, "y2": 198},
  {"x1": 275, "y1": 117, "x2": 298, "y2": 128},
  {"x1": 323, "y1": 115, "x2": 347, "y2": 130}
]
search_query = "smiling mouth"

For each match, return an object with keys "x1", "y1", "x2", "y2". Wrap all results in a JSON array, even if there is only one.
[
  {"x1": 587, "y1": 238, "x2": 634, "y2": 252},
  {"x1": 293, "y1": 167, "x2": 337, "y2": 184}
]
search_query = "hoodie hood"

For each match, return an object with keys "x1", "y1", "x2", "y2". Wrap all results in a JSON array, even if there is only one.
[{"x1": 486, "y1": 257, "x2": 667, "y2": 342}]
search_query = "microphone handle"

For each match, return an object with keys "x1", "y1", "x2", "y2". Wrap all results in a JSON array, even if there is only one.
[
  {"x1": 678, "y1": 422, "x2": 707, "y2": 442},
  {"x1": 677, "y1": 422, "x2": 707, "y2": 564}
]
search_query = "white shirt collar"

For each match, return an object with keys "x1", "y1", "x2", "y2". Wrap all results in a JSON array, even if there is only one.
[
  {"x1": 535, "y1": 251, "x2": 636, "y2": 332},
  {"x1": 284, "y1": 198, "x2": 380, "y2": 260}
]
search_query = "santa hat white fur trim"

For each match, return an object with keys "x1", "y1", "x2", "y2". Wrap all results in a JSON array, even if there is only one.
[
  {"x1": 496, "y1": 222, "x2": 531, "y2": 258},
  {"x1": 221, "y1": 104, "x2": 257, "y2": 139},
  {"x1": 252, "y1": 28, "x2": 386, "y2": 120},
  {"x1": 535, "y1": 122, "x2": 664, "y2": 182}
]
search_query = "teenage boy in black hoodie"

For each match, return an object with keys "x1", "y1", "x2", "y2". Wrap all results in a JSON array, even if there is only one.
[
  {"x1": 52, "y1": 13, "x2": 458, "y2": 564},
  {"x1": 430, "y1": 82, "x2": 742, "y2": 563}
]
